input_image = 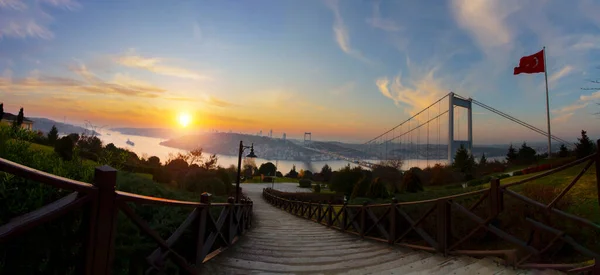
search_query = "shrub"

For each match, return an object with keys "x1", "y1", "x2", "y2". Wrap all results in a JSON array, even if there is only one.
[
  {"x1": 496, "y1": 174, "x2": 511, "y2": 180},
  {"x1": 298, "y1": 179, "x2": 312, "y2": 188},
  {"x1": 513, "y1": 170, "x2": 524, "y2": 176},
  {"x1": 183, "y1": 172, "x2": 226, "y2": 195},
  {"x1": 350, "y1": 175, "x2": 371, "y2": 199},
  {"x1": 400, "y1": 170, "x2": 423, "y2": 193},
  {"x1": 54, "y1": 136, "x2": 74, "y2": 161},
  {"x1": 428, "y1": 164, "x2": 453, "y2": 186},
  {"x1": 329, "y1": 165, "x2": 364, "y2": 196},
  {"x1": 313, "y1": 184, "x2": 321, "y2": 193},
  {"x1": 262, "y1": 176, "x2": 274, "y2": 182},
  {"x1": 152, "y1": 167, "x2": 172, "y2": 184},
  {"x1": 466, "y1": 178, "x2": 485, "y2": 187},
  {"x1": 366, "y1": 177, "x2": 388, "y2": 199}
]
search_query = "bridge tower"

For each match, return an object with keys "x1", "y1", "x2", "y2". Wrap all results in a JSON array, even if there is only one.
[
  {"x1": 448, "y1": 92, "x2": 473, "y2": 164},
  {"x1": 304, "y1": 132, "x2": 312, "y2": 147}
]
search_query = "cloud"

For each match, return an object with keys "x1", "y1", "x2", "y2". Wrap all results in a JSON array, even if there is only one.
[
  {"x1": 580, "y1": 90, "x2": 600, "y2": 101},
  {"x1": 450, "y1": 0, "x2": 514, "y2": 51},
  {"x1": 552, "y1": 112, "x2": 573, "y2": 123},
  {"x1": 330, "y1": 82, "x2": 355, "y2": 96},
  {"x1": 325, "y1": 0, "x2": 371, "y2": 64},
  {"x1": 0, "y1": 63, "x2": 171, "y2": 99},
  {"x1": 201, "y1": 95, "x2": 235, "y2": 107},
  {"x1": 549, "y1": 65, "x2": 574, "y2": 84},
  {"x1": 376, "y1": 68, "x2": 448, "y2": 116},
  {"x1": 192, "y1": 21, "x2": 202, "y2": 40},
  {"x1": 114, "y1": 49, "x2": 210, "y2": 80},
  {"x1": 366, "y1": 2, "x2": 401, "y2": 32},
  {"x1": 552, "y1": 102, "x2": 588, "y2": 114},
  {"x1": 0, "y1": 0, "x2": 79, "y2": 39}
]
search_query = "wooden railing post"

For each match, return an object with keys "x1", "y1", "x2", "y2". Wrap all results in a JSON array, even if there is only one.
[
  {"x1": 436, "y1": 199, "x2": 451, "y2": 256},
  {"x1": 196, "y1": 194, "x2": 210, "y2": 267},
  {"x1": 342, "y1": 203, "x2": 348, "y2": 231},
  {"x1": 360, "y1": 202, "x2": 368, "y2": 238},
  {"x1": 86, "y1": 165, "x2": 118, "y2": 275},
  {"x1": 317, "y1": 202, "x2": 322, "y2": 223},
  {"x1": 489, "y1": 179, "x2": 502, "y2": 219},
  {"x1": 327, "y1": 202, "x2": 333, "y2": 227},
  {"x1": 388, "y1": 198, "x2": 397, "y2": 244},
  {"x1": 227, "y1": 197, "x2": 235, "y2": 244}
]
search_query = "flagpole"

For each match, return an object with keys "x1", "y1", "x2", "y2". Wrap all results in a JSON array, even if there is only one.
[{"x1": 543, "y1": 46, "x2": 552, "y2": 158}]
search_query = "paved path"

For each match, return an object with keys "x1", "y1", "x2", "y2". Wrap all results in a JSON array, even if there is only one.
[{"x1": 202, "y1": 183, "x2": 561, "y2": 275}]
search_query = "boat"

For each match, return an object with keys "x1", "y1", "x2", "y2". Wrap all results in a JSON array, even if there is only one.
[{"x1": 126, "y1": 139, "x2": 135, "y2": 146}]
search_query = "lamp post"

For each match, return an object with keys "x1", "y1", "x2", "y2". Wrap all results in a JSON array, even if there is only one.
[{"x1": 235, "y1": 141, "x2": 257, "y2": 203}]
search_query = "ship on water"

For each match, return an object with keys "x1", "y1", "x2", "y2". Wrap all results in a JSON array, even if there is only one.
[{"x1": 126, "y1": 139, "x2": 135, "y2": 146}]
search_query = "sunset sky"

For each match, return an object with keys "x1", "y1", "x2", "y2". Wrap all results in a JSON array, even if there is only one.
[{"x1": 0, "y1": 0, "x2": 599, "y2": 143}]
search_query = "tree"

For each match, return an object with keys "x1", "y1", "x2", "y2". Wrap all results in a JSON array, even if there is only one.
[
  {"x1": 202, "y1": 154, "x2": 218, "y2": 170},
  {"x1": 377, "y1": 157, "x2": 404, "y2": 170},
  {"x1": 517, "y1": 142, "x2": 536, "y2": 165},
  {"x1": 258, "y1": 162, "x2": 277, "y2": 176},
  {"x1": 479, "y1": 153, "x2": 487, "y2": 166},
  {"x1": 285, "y1": 165, "x2": 299, "y2": 178},
  {"x1": 67, "y1": 133, "x2": 80, "y2": 143},
  {"x1": 12, "y1": 107, "x2": 24, "y2": 128},
  {"x1": 330, "y1": 165, "x2": 364, "y2": 196},
  {"x1": 453, "y1": 145, "x2": 475, "y2": 179},
  {"x1": 506, "y1": 144, "x2": 518, "y2": 164},
  {"x1": 0, "y1": 103, "x2": 3, "y2": 121},
  {"x1": 54, "y1": 136, "x2": 74, "y2": 161},
  {"x1": 47, "y1": 125, "x2": 59, "y2": 144},
  {"x1": 302, "y1": 170, "x2": 313, "y2": 180},
  {"x1": 558, "y1": 144, "x2": 569, "y2": 158},
  {"x1": 16, "y1": 107, "x2": 24, "y2": 126},
  {"x1": 574, "y1": 130, "x2": 595, "y2": 159},
  {"x1": 320, "y1": 164, "x2": 333, "y2": 182},
  {"x1": 147, "y1": 156, "x2": 161, "y2": 167}
]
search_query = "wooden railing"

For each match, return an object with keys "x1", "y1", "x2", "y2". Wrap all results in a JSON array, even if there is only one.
[
  {"x1": 0, "y1": 158, "x2": 253, "y2": 274},
  {"x1": 263, "y1": 140, "x2": 600, "y2": 273}
]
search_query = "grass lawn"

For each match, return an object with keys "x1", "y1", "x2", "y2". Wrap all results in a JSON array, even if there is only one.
[{"x1": 27, "y1": 142, "x2": 54, "y2": 153}]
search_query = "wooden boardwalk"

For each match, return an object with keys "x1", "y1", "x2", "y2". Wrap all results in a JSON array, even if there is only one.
[{"x1": 202, "y1": 183, "x2": 561, "y2": 275}]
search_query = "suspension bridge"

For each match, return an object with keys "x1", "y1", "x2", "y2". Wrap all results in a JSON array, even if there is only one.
[{"x1": 304, "y1": 92, "x2": 573, "y2": 169}]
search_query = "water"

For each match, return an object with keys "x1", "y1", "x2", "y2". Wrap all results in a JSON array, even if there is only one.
[{"x1": 96, "y1": 129, "x2": 458, "y2": 173}]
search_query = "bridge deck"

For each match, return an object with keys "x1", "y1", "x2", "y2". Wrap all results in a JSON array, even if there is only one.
[{"x1": 202, "y1": 183, "x2": 561, "y2": 275}]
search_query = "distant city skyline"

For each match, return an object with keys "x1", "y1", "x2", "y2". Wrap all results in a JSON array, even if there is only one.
[{"x1": 1, "y1": 0, "x2": 599, "y2": 144}]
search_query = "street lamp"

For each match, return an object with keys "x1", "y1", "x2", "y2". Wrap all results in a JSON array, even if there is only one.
[{"x1": 235, "y1": 141, "x2": 257, "y2": 203}]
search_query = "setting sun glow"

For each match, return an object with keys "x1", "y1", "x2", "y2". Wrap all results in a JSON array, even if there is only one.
[{"x1": 177, "y1": 113, "x2": 192, "y2": 127}]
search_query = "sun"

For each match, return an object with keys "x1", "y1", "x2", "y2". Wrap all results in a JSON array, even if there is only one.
[{"x1": 177, "y1": 112, "x2": 192, "y2": 127}]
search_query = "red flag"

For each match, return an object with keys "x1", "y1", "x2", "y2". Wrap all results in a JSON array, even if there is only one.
[{"x1": 514, "y1": 50, "x2": 545, "y2": 75}]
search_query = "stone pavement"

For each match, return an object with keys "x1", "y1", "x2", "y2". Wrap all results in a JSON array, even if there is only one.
[{"x1": 201, "y1": 183, "x2": 561, "y2": 275}]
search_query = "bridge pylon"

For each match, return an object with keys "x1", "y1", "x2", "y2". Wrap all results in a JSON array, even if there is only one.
[{"x1": 448, "y1": 92, "x2": 473, "y2": 164}]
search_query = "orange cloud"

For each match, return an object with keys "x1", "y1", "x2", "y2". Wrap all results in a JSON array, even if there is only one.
[{"x1": 114, "y1": 49, "x2": 210, "y2": 80}]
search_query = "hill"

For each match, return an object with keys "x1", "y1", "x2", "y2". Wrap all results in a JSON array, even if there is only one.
[
  {"x1": 110, "y1": 127, "x2": 174, "y2": 139},
  {"x1": 30, "y1": 117, "x2": 100, "y2": 136}
]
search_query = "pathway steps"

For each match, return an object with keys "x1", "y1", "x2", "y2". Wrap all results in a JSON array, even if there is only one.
[{"x1": 201, "y1": 183, "x2": 562, "y2": 275}]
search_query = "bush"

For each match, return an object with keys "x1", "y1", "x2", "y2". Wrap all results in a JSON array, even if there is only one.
[
  {"x1": 153, "y1": 167, "x2": 172, "y2": 184},
  {"x1": 366, "y1": 177, "x2": 388, "y2": 199},
  {"x1": 496, "y1": 174, "x2": 511, "y2": 180},
  {"x1": 313, "y1": 184, "x2": 321, "y2": 193},
  {"x1": 183, "y1": 172, "x2": 226, "y2": 195},
  {"x1": 400, "y1": 169, "x2": 423, "y2": 193},
  {"x1": 350, "y1": 175, "x2": 371, "y2": 199},
  {"x1": 54, "y1": 136, "x2": 74, "y2": 161},
  {"x1": 298, "y1": 179, "x2": 312, "y2": 188},
  {"x1": 262, "y1": 176, "x2": 274, "y2": 182},
  {"x1": 513, "y1": 170, "x2": 524, "y2": 176},
  {"x1": 330, "y1": 165, "x2": 364, "y2": 196}
]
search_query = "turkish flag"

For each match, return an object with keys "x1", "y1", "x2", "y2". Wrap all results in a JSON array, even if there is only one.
[{"x1": 514, "y1": 50, "x2": 545, "y2": 75}]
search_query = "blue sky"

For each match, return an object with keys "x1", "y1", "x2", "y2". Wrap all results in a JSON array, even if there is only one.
[{"x1": 0, "y1": 0, "x2": 599, "y2": 143}]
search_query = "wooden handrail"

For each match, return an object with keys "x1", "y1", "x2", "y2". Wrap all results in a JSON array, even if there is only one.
[
  {"x1": 0, "y1": 157, "x2": 97, "y2": 193},
  {"x1": 0, "y1": 157, "x2": 254, "y2": 274}
]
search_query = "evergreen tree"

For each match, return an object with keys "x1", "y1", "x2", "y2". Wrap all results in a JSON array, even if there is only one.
[
  {"x1": 479, "y1": 153, "x2": 487, "y2": 166},
  {"x1": 47, "y1": 125, "x2": 59, "y2": 144},
  {"x1": 453, "y1": 145, "x2": 475, "y2": 179},
  {"x1": 558, "y1": 144, "x2": 569, "y2": 158},
  {"x1": 517, "y1": 142, "x2": 537, "y2": 164},
  {"x1": 285, "y1": 165, "x2": 299, "y2": 178},
  {"x1": 16, "y1": 107, "x2": 24, "y2": 126},
  {"x1": 320, "y1": 164, "x2": 333, "y2": 182},
  {"x1": 506, "y1": 144, "x2": 518, "y2": 163},
  {"x1": 0, "y1": 103, "x2": 3, "y2": 121},
  {"x1": 574, "y1": 130, "x2": 595, "y2": 159}
]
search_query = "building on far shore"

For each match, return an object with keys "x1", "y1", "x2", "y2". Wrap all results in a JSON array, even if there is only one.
[{"x1": 1, "y1": 113, "x2": 34, "y2": 130}]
